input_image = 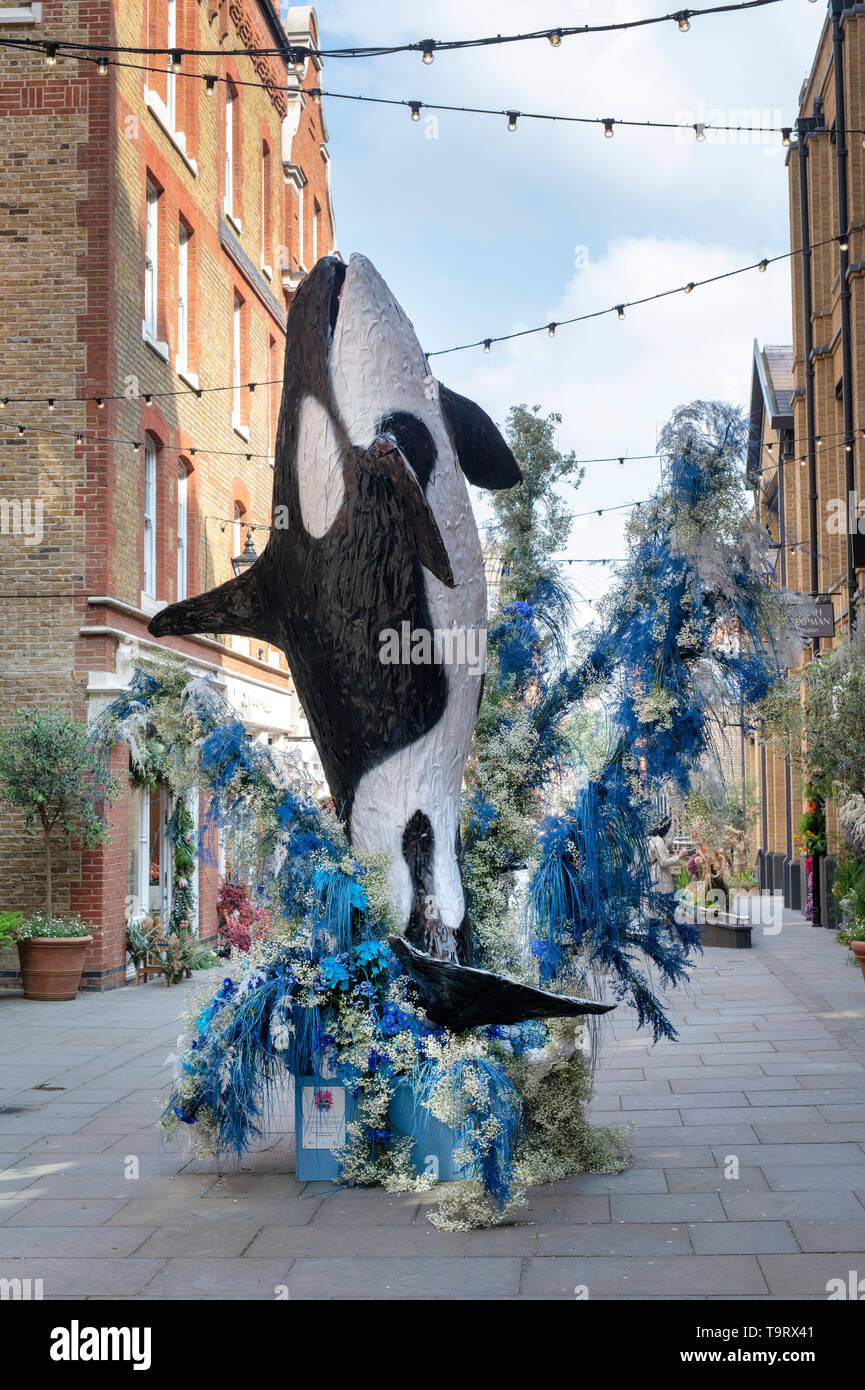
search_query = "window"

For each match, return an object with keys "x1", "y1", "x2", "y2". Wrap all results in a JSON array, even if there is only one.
[
  {"x1": 232, "y1": 294, "x2": 243, "y2": 426},
  {"x1": 312, "y1": 199, "x2": 320, "y2": 266},
  {"x1": 166, "y1": 0, "x2": 177, "y2": 130},
  {"x1": 143, "y1": 437, "x2": 157, "y2": 598},
  {"x1": 261, "y1": 141, "x2": 272, "y2": 269},
  {"x1": 177, "y1": 465, "x2": 189, "y2": 601},
  {"x1": 267, "y1": 334, "x2": 278, "y2": 459},
  {"x1": 177, "y1": 222, "x2": 189, "y2": 373},
  {"x1": 144, "y1": 180, "x2": 159, "y2": 338},
  {"x1": 297, "y1": 182, "x2": 305, "y2": 267},
  {"x1": 225, "y1": 84, "x2": 235, "y2": 218}
]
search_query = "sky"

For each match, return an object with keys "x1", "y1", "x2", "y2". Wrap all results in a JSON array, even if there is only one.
[{"x1": 310, "y1": 0, "x2": 828, "y2": 617}]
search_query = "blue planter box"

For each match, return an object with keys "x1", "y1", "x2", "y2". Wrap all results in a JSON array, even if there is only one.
[
  {"x1": 294, "y1": 1078, "x2": 354, "y2": 1182},
  {"x1": 388, "y1": 1080, "x2": 456, "y2": 1182}
]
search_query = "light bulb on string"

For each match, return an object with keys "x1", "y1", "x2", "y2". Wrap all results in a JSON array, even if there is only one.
[
  {"x1": 483, "y1": 339, "x2": 492, "y2": 353},
  {"x1": 170, "y1": 50, "x2": 182, "y2": 73},
  {"x1": 507, "y1": 112, "x2": 519, "y2": 132},
  {"x1": 549, "y1": 29, "x2": 563, "y2": 47},
  {"x1": 409, "y1": 102, "x2": 421, "y2": 121},
  {"x1": 95, "y1": 397, "x2": 104, "y2": 409},
  {"x1": 603, "y1": 118, "x2": 614, "y2": 139},
  {"x1": 683, "y1": 282, "x2": 695, "y2": 294},
  {"x1": 694, "y1": 123, "x2": 705, "y2": 143},
  {"x1": 781, "y1": 128, "x2": 792, "y2": 147},
  {"x1": 133, "y1": 440, "x2": 141, "y2": 453},
  {"x1": 0, "y1": 398, "x2": 7, "y2": 409},
  {"x1": 205, "y1": 75, "x2": 216, "y2": 95},
  {"x1": 17, "y1": 423, "x2": 25, "y2": 436},
  {"x1": 839, "y1": 233, "x2": 849, "y2": 251},
  {"x1": 96, "y1": 54, "x2": 109, "y2": 75},
  {"x1": 421, "y1": 41, "x2": 435, "y2": 64},
  {"x1": 616, "y1": 305, "x2": 625, "y2": 319},
  {"x1": 45, "y1": 43, "x2": 58, "y2": 66},
  {"x1": 75, "y1": 432, "x2": 84, "y2": 445},
  {"x1": 547, "y1": 323, "x2": 557, "y2": 337},
  {"x1": 758, "y1": 259, "x2": 769, "y2": 273},
  {"x1": 47, "y1": 398, "x2": 55, "y2": 411},
  {"x1": 676, "y1": 11, "x2": 691, "y2": 31}
]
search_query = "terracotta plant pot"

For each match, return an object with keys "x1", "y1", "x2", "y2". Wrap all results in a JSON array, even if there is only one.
[
  {"x1": 851, "y1": 940, "x2": 865, "y2": 986},
  {"x1": 17, "y1": 936, "x2": 92, "y2": 1001}
]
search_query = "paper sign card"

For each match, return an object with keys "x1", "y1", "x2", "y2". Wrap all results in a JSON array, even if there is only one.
[{"x1": 300, "y1": 1084, "x2": 346, "y2": 1151}]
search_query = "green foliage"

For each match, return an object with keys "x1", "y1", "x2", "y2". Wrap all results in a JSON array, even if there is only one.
[
  {"x1": 0, "y1": 707, "x2": 113, "y2": 915},
  {"x1": 490, "y1": 404, "x2": 583, "y2": 605},
  {"x1": 513, "y1": 1037, "x2": 632, "y2": 1187},
  {"x1": 15, "y1": 913, "x2": 93, "y2": 940},
  {"x1": 126, "y1": 916, "x2": 158, "y2": 967},
  {"x1": 0, "y1": 911, "x2": 22, "y2": 946},
  {"x1": 800, "y1": 635, "x2": 865, "y2": 800}
]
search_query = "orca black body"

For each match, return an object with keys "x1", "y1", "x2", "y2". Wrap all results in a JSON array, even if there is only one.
[{"x1": 150, "y1": 253, "x2": 613, "y2": 1026}]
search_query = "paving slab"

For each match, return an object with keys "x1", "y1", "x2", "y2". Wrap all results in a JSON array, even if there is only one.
[{"x1": 1, "y1": 912, "x2": 863, "y2": 1298}]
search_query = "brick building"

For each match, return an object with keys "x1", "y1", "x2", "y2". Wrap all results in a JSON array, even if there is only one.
[
  {"x1": 0, "y1": 1, "x2": 337, "y2": 987},
  {"x1": 746, "y1": 0, "x2": 865, "y2": 924}
]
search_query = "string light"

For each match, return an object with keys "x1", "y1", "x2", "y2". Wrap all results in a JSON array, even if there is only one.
[
  {"x1": 6, "y1": 4, "x2": 780, "y2": 64},
  {"x1": 44, "y1": 42, "x2": 58, "y2": 66},
  {"x1": 0, "y1": 398, "x2": 7, "y2": 408},
  {"x1": 603, "y1": 118, "x2": 615, "y2": 139},
  {"x1": 95, "y1": 54, "x2": 109, "y2": 75},
  {"x1": 6, "y1": 229, "x2": 858, "y2": 397},
  {"x1": 47, "y1": 398, "x2": 55, "y2": 411},
  {"x1": 17, "y1": 423, "x2": 25, "y2": 435},
  {"x1": 409, "y1": 101, "x2": 421, "y2": 121},
  {"x1": 695, "y1": 123, "x2": 706, "y2": 142},
  {"x1": 839, "y1": 232, "x2": 849, "y2": 252},
  {"x1": 547, "y1": 323, "x2": 557, "y2": 337},
  {"x1": 781, "y1": 127, "x2": 792, "y2": 146},
  {"x1": 507, "y1": 111, "x2": 519, "y2": 132},
  {"x1": 758, "y1": 258, "x2": 769, "y2": 272},
  {"x1": 170, "y1": 49, "x2": 182, "y2": 73},
  {"x1": 95, "y1": 397, "x2": 104, "y2": 409},
  {"x1": 75, "y1": 432, "x2": 83, "y2": 445},
  {"x1": 20, "y1": 36, "x2": 823, "y2": 146},
  {"x1": 133, "y1": 439, "x2": 141, "y2": 453}
]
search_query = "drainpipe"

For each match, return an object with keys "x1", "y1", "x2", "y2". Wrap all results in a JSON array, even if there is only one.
[
  {"x1": 831, "y1": 0, "x2": 858, "y2": 632},
  {"x1": 797, "y1": 114, "x2": 821, "y2": 654}
]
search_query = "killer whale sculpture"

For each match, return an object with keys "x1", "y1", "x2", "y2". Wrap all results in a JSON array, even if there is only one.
[{"x1": 150, "y1": 253, "x2": 613, "y2": 1029}]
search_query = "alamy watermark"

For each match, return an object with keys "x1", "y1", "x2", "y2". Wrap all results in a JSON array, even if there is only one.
[
  {"x1": 0, "y1": 497, "x2": 43, "y2": 546},
  {"x1": 379, "y1": 622, "x2": 486, "y2": 677}
]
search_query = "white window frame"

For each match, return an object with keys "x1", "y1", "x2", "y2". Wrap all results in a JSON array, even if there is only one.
[
  {"x1": 297, "y1": 182, "x2": 305, "y2": 269},
  {"x1": 177, "y1": 465, "x2": 188, "y2": 601},
  {"x1": 233, "y1": 500, "x2": 244, "y2": 559},
  {"x1": 261, "y1": 143, "x2": 271, "y2": 271},
  {"x1": 224, "y1": 85, "x2": 235, "y2": 219},
  {"x1": 312, "y1": 198, "x2": 319, "y2": 267},
  {"x1": 166, "y1": 0, "x2": 177, "y2": 132},
  {"x1": 232, "y1": 294, "x2": 243, "y2": 429},
  {"x1": 144, "y1": 180, "x2": 159, "y2": 339},
  {"x1": 143, "y1": 438, "x2": 157, "y2": 599},
  {"x1": 177, "y1": 221, "x2": 189, "y2": 374}
]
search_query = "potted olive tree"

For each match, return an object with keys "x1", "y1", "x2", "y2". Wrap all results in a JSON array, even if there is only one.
[{"x1": 0, "y1": 708, "x2": 112, "y2": 1000}]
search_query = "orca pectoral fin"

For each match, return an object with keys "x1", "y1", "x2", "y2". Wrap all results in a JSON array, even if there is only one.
[
  {"x1": 372, "y1": 438, "x2": 454, "y2": 588},
  {"x1": 147, "y1": 563, "x2": 277, "y2": 643},
  {"x1": 438, "y1": 383, "x2": 522, "y2": 491}
]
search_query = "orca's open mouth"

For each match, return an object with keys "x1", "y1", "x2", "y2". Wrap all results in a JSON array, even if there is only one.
[{"x1": 328, "y1": 259, "x2": 347, "y2": 337}]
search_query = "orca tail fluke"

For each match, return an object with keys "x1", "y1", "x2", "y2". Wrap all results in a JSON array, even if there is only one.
[
  {"x1": 148, "y1": 563, "x2": 277, "y2": 644},
  {"x1": 388, "y1": 934, "x2": 616, "y2": 1031}
]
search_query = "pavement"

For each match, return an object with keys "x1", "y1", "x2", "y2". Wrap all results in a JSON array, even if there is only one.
[{"x1": 1, "y1": 910, "x2": 865, "y2": 1301}]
